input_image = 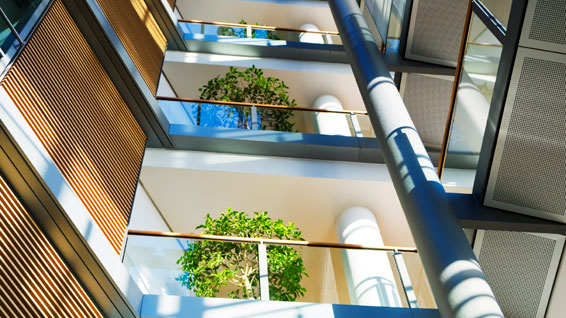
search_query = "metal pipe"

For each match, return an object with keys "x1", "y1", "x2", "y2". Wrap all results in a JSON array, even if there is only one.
[{"x1": 327, "y1": 1, "x2": 503, "y2": 317}]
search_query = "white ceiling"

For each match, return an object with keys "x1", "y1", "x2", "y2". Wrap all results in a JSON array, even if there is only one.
[
  {"x1": 139, "y1": 166, "x2": 415, "y2": 247},
  {"x1": 176, "y1": 0, "x2": 338, "y2": 31}
]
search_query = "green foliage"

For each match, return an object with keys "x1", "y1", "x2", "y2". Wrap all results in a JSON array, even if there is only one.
[
  {"x1": 476, "y1": 82, "x2": 494, "y2": 102},
  {"x1": 217, "y1": 19, "x2": 280, "y2": 40},
  {"x1": 176, "y1": 208, "x2": 308, "y2": 301},
  {"x1": 199, "y1": 65, "x2": 296, "y2": 131}
]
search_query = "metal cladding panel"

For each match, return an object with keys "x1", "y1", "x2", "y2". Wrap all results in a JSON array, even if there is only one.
[
  {"x1": 0, "y1": 0, "x2": 147, "y2": 253},
  {"x1": 95, "y1": 0, "x2": 167, "y2": 94},
  {"x1": 405, "y1": 0, "x2": 468, "y2": 67},
  {"x1": 0, "y1": 175, "x2": 103, "y2": 318},
  {"x1": 485, "y1": 48, "x2": 566, "y2": 223},
  {"x1": 520, "y1": 0, "x2": 566, "y2": 54},
  {"x1": 400, "y1": 73, "x2": 453, "y2": 148},
  {"x1": 474, "y1": 231, "x2": 564, "y2": 318}
]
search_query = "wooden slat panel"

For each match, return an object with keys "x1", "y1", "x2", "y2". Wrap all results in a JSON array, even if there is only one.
[
  {"x1": 0, "y1": 174, "x2": 103, "y2": 318},
  {"x1": 168, "y1": 0, "x2": 176, "y2": 9},
  {"x1": 0, "y1": 0, "x2": 147, "y2": 253},
  {"x1": 96, "y1": 0, "x2": 167, "y2": 94}
]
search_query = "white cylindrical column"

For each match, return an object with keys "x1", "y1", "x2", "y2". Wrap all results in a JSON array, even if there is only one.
[
  {"x1": 312, "y1": 95, "x2": 351, "y2": 136},
  {"x1": 336, "y1": 207, "x2": 402, "y2": 307},
  {"x1": 298, "y1": 23, "x2": 327, "y2": 44}
]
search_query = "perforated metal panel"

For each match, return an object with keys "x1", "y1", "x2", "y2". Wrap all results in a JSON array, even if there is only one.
[
  {"x1": 405, "y1": 0, "x2": 468, "y2": 66},
  {"x1": 520, "y1": 0, "x2": 566, "y2": 53},
  {"x1": 474, "y1": 231, "x2": 564, "y2": 318},
  {"x1": 485, "y1": 48, "x2": 566, "y2": 223},
  {"x1": 400, "y1": 73, "x2": 454, "y2": 148}
]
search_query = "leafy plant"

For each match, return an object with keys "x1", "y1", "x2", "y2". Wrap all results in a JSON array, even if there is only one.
[
  {"x1": 217, "y1": 19, "x2": 280, "y2": 40},
  {"x1": 176, "y1": 208, "x2": 308, "y2": 301},
  {"x1": 198, "y1": 65, "x2": 296, "y2": 131}
]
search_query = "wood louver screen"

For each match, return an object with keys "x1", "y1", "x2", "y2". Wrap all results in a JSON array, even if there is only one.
[
  {"x1": 0, "y1": 175, "x2": 103, "y2": 317},
  {"x1": 0, "y1": 0, "x2": 146, "y2": 253},
  {"x1": 96, "y1": 0, "x2": 167, "y2": 94},
  {"x1": 168, "y1": 0, "x2": 176, "y2": 9}
]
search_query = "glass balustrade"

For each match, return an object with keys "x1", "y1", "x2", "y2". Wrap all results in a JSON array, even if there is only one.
[
  {"x1": 123, "y1": 233, "x2": 436, "y2": 308},
  {"x1": 179, "y1": 21, "x2": 342, "y2": 46},
  {"x1": 158, "y1": 98, "x2": 376, "y2": 138}
]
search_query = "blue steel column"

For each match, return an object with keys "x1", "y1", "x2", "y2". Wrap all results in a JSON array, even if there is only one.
[{"x1": 327, "y1": 1, "x2": 503, "y2": 317}]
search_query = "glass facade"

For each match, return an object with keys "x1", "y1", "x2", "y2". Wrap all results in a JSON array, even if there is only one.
[{"x1": 442, "y1": 13, "x2": 503, "y2": 187}]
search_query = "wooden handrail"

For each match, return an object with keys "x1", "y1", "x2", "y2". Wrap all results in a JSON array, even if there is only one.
[
  {"x1": 178, "y1": 19, "x2": 340, "y2": 35},
  {"x1": 127, "y1": 230, "x2": 418, "y2": 253},
  {"x1": 156, "y1": 96, "x2": 368, "y2": 115}
]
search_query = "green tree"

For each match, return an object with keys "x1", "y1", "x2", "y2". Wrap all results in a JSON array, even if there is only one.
[
  {"x1": 217, "y1": 19, "x2": 280, "y2": 40},
  {"x1": 176, "y1": 208, "x2": 308, "y2": 301},
  {"x1": 199, "y1": 65, "x2": 296, "y2": 131}
]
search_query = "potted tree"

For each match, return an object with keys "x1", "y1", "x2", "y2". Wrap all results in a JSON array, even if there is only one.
[
  {"x1": 176, "y1": 208, "x2": 308, "y2": 301},
  {"x1": 198, "y1": 65, "x2": 296, "y2": 132}
]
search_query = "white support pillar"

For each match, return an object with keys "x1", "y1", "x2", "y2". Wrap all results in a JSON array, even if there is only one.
[
  {"x1": 336, "y1": 207, "x2": 402, "y2": 307},
  {"x1": 312, "y1": 95, "x2": 351, "y2": 136},
  {"x1": 298, "y1": 24, "x2": 328, "y2": 44}
]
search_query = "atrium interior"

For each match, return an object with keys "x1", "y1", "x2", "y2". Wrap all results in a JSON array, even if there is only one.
[{"x1": 0, "y1": 0, "x2": 565, "y2": 317}]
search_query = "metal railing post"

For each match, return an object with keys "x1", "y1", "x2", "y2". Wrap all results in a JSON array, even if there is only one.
[
  {"x1": 392, "y1": 251, "x2": 418, "y2": 308},
  {"x1": 250, "y1": 105, "x2": 259, "y2": 130},
  {"x1": 349, "y1": 113, "x2": 364, "y2": 137},
  {"x1": 246, "y1": 25, "x2": 252, "y2": 38},
  {"x1": 258, "y1": 242, "x2": 269, "y2": 301}
]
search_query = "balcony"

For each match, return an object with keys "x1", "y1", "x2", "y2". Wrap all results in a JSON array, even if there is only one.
[
  {"x1": 177, "y1": 19, "x2": 346, "y2": 63},
  {"x1": 156, "y1": 96, "x2": 381, "y2": 162},
  {"x1": 123, "y1": 230, "x2": 439, "y2": 317}
]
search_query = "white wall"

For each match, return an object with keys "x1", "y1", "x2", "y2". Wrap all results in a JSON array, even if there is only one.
[
  {"x1": 129, "y1": 183, "x2": 171, "y2": 232},
  {"x1": 163, "y1": 51, "x2": 365, "y2": 111}
]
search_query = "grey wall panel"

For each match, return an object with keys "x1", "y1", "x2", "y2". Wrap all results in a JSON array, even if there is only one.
[
  {"x1": 519, "y1": 0, "x2": 566, "y2": 53},
  {"x1": 474, "y1": 231, "x2": 565, "y2": 318},
  {"x1": 400, "y1": 73, "x2": 453, "y2": 148},
  {"x1": 405, "y1": 0, "x2": 468, "y2": 66},
  {"x1": 485, "y1": 48, "x2": 566, "y2": 223}
]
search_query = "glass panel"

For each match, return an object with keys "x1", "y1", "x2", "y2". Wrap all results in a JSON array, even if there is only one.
[
  {"x1": 0, "y1": 0, "x2": 42, "y2": 33},
  {"x1": 179, "y1": 22, "x2": 342, "y2": 46},
  {"x1": 386, "y1": 0, "x2": 407, "y2": 51},
  {"x1": 123, "y1": 234, "x2": 436, "y2": 309},
  {"x1": 442, "y1": 14, "x2": 503, "y2": 189},
  {"x1": 159, "y1": 99, "x2": 376, "y2": 137},
  {"x1": 0, "y1": 13, "x2": 14, "y2": 54},
  {"x1": 480, "y1": 0, "x2": 513, "y2": 28},
  {"x1": 123, "y1": 235, "x2": 260, "y2": 297}
]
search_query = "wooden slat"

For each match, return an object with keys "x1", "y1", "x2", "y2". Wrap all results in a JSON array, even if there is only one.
[
  {"x1": 96, "y1": 0, "x2": 167, "y2": 94},
  {"x1": 0, "y1": 174, "x2": 103, "y2": 317},
  {"x1": 0, "y1": 0, "x2": 147, "y2": 253}
]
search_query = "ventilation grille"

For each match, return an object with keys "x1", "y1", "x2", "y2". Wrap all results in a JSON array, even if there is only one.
[
  {"x1": 401, "y1": 74, "x2": 453, "y2": 147},
  {"x1": 0, "y1": 174, "x2": 103, "y2": 317},
  {"x1": 486, "y1": 49, "x2": 566, "y2": 222},
  {"x1": 474, "y1": 231, "x2": 564, "y2": 318},
  {"x1": 406, "y1": 0, "x2": 468, "y2": 66},
  {"x1": 95, "y1": 0, "x2": 167, "y2": 94},
  {"x1": 520, "y1": 0, "x2": 566, "y2": 53},
  {"x1": 0, "y1": 0, "x2": 147, "y2": 253}
]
